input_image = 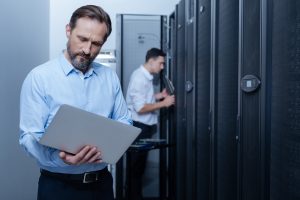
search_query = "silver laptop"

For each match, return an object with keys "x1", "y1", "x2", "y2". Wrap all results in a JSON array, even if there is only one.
[{"x1": 39, "y1": 104, "x2": 141, "y2": 164}]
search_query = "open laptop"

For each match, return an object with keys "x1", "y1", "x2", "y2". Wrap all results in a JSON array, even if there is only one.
[{"x1": 39, "y1": 104, "x2": 141, "y2": 164}]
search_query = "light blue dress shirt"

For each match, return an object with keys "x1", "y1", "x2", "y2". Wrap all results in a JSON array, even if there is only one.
[{"x1": 19, "y1": 53, "x2": 132, "y2": 174}]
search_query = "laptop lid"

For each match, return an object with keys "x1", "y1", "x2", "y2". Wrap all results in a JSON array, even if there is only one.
[{"x1": 39, "y1": 104, "x2": 141, "y2": 164}]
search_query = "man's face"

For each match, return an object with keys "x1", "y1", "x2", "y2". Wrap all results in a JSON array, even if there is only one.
[
  {"x1": 65, "y1": 17, "x2": 108, "y2": 72},
  {"x1": 150, "y1": 56, "x2": 165, "y2": 74}
]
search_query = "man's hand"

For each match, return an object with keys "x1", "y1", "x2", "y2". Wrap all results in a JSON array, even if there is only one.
[
  {"x1": 59, "y1": 145, "x2": 102, "y2": 165},
  {"x1": 155, "y1": 89, "x2": 168, "y2": 100},
  {"x1": 138, "y1": 93, "x2": 175, "y2": 113},
  {"x1": 162, "y1": 95, "x2": 175, "y2": 107}
]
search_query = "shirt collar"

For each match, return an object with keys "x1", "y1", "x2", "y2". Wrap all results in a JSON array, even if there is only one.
[
  {"x1": 59, "y1": 51, "x2": 98, "y2": 78},
  {"x1": 141, "y1": 65, "x2": 153, "y2": 81}
]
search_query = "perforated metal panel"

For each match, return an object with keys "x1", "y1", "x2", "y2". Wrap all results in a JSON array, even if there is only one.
[
  {"x1": 214, "y1": 0, "x2": 239, "y2": 199},
  {"x1": 238, "y1": 0, "x2": 262, "y2": 199},
  {"x1": 196, "y1": 0, "x2": 211, "y2": 199},
  {"x1": 270, "y1": 0, "x2": 300, "y2": 199},
  {"x1": 185, "y1": 0, "x2": 197, "y2": 199}
]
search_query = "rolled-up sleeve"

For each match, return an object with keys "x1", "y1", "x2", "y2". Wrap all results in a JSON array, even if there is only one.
[{"x1": 128, "y1": 76, "x2": 147, "y2": 112}]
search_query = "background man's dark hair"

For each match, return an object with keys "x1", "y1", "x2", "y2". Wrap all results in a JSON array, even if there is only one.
[
  {"x1": 145, "y1": 48, "x2": 166, "y2": 62},
  {"x1": 69, "y1": 5, "x2": 112, "y2": 41}
]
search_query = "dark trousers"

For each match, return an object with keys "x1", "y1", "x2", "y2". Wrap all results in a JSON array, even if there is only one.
[
  {"x1": 128, "y1": 121, "x2": 157, "y2": 200},
  {"x1": 37, "y1": 169, "x2": 114, "y2": 200}
]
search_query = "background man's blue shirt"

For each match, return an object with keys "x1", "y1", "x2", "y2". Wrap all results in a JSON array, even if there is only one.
[{"x1": 19, "y1": 53, "x2": 132, "y2": 174}]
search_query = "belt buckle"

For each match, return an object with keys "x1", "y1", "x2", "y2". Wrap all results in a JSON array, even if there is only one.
[{"x1": 83, "y1": 172, "x2": 99, "y2": 183}]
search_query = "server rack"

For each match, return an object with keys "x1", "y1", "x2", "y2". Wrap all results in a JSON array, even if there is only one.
[
  {"x1": 211, "y1": 0, "x2": 239, "y2": 199},
  {"x1": 195, "y1": 0, "x2": 212, "y2": 199},
  {"x1": 238, "y1": 0, "x2": 265, "y2": 199},
  {"x1": 173, "y1": 1, "x2": 186, "y2": 199},
  {"x1": 184, "y1": 0, "x2": 197, "y2": 199},
  {"x1": 269, "y1": 0, "x2": 300, "y2": 199},
  {"x1": 168, "y1": 0, "x2": 300, "y2": 199}
]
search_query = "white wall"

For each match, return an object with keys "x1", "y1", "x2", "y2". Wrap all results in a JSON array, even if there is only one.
[
  {"x1": 50, "y1": 0, "x2": 179, "y2": 59},
  {"x1": 0, "y1": 1, "x2": 49, "y2": 199}
]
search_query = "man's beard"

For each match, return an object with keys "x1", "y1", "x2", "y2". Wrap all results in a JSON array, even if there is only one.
[{"x1": 67, "y1": 42, "x2": 97, "y2": 71}]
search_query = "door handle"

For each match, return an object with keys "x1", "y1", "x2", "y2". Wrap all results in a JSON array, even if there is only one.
[{"x1": 185, "y1": 80, "x2": 193, "y2": 93}]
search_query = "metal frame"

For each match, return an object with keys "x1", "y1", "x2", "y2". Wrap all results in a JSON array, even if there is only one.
[{"x1": 210, "y1": 0, "x2": 218, "y2": 199}]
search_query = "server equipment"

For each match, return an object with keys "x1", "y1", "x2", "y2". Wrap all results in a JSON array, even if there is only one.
[{"x1": 166, "y1": 0, "x2": 300, "y2": 200}]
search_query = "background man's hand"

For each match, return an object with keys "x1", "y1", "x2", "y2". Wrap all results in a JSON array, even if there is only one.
[
  {"x1": 162, "y1": 95, "x2": 175, "y2": 107},
  {"x1": 155, "y1": 88, "x2": 168, "y2": 100}
]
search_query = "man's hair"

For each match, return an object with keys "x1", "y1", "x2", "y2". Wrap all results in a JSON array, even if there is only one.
[
  {"x1": 69, "y1": 5, "x2": 112, "y2": 41},
  {"x1": 145, "y1": 48, "x2": 166, "y2": 62}
]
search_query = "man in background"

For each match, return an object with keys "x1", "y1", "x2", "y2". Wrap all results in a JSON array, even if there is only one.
[
  {"x1": 126, "y1": 48, "x2": 175, "y2": 200},
  {"x1": 19, "y1": 5, "x2": 131, "y2": 200}
]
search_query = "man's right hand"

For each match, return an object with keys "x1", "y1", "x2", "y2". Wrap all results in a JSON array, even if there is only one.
[{"x1": 59, "y1": 145, "x2": 102, "y2": 165}]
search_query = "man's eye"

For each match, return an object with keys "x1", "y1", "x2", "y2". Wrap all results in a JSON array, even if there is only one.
[
  {"x1": 78, "y1": 36, "x2": 88, "y2": 41},
  {"x1": 93, "y1": 42, "x2": 102, "y2": 47}
]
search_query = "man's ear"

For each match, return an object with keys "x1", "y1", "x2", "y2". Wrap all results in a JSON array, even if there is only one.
[
  {"x1": 66, "y1": 24, "x2": 71, "y2": 38},
  {"x1": 148, "y1": 58, "x2": 155, "y2": 65}
]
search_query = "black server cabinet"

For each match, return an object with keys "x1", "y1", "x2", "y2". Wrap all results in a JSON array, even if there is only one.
[
  {"x1": 185, "y1": 0, "x2": 197, "y2": 199},
  {"x1": 269, "y1": 0, "x2": 300, "y2": 199},
  {"x1": 195, "y1": 0, "x2": 211, "y2": 200},
  {"x1": 238, "y1": 0, "x2": 300, "y2": 199},
  {"x1": 211, "y1": 0, "x2": 240, "y2": 200},
  {"x1": 165, "y1": 0, "x2": 187, "y2": 199},
  {"x1": 173, "y1": 1, "x2": 187, "y2": 200},
  {"x1": 170, "y1": 0, "x2": 240, "y2": 199},
  {"x1": 238, "y1": 0, "x2": 264, "y2": 199},
  {"x1": 168, "y1": 0, "x2": 300, "y2": 200}
]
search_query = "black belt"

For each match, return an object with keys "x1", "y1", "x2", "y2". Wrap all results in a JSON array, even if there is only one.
[
  {"x1": 133, "y1": 121, "x2": 157, "y2": 129},
  {"x1": 40, "y1": 167, "x2": 109, "y2": 184}
]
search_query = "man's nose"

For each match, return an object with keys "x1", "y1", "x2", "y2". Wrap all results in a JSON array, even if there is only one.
[{"x1": 83, "y1": 42, "x2": 92, "y2": 55}]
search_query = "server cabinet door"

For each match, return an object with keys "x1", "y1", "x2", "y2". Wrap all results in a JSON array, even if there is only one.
[
  {"x1": 211, "y1": 0, "x2": 239, "y2": 199},
  {"x1": 174, "y1": 1, "x2": 187, "y2": 200},
  {"x1": 185, "y1": 0, "x2": 197, "y2": 200},
  {"x1": 238, "y1": 0, "x2": 263, "y2": 199},
  {"x1": 195, "y1": 0, "x2": 211, "y2": 200},
  {"x1": 216, "y1": 0, "x2": 239, "y2": 199},
  {"x1": 269, "y1": 0, "x2": 300, "y2": 199}
]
